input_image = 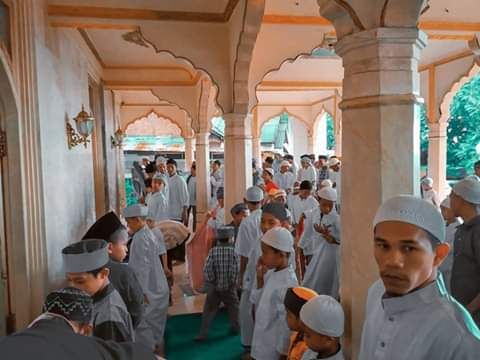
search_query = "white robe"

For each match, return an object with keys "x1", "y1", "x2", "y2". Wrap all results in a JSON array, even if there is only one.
[
  {"x1": 167, "y1": 174, "x2": 189, "y2": 221},
  {"x1": 235, "y1": 208, "x2": 262, "y2": 347},
  {"x1": 186, "y1": 175, "x2": 196, "y2": 207},
  {"x1": 251, "y1": 266, "x2": 298, "y2": 360},
  {"x1": 302, "y1": 348, "x2": 344, "y2": 360},
  {"x1": 359, "y1": 278, "x2": 480, "y2": 360},
  {"x1": 422, "y1": 189, "x2": 440, "y2": 208},
  {"x1": 273, "y1": 171, "x2": 295, "y2": 193},
  {"x1": 210, "y1": 168, "x2": 224, "y2": 202},
  {"x1": 147, "y1": 191, "x2": 169, "y2": 223},
  {"x1": 289, "y1": 195, "x2": 319, "y2": 225},
  {"x1": 297, "y1": 166, "x2": 317, "y2": 186},
  {"x1": 128, "y1": 226, "x2": 169, "y2": 349},
  {"x1": 440, "y1": 218, "x2": 462, "y2": 292},
  {"x1": 300, "y1": 208, "x2": 341, "y2": 298},
  {"x1": 207, "y1": 207, "x2": 225, "y2": 230},
  {"x1": 329, "y1": 170, "x2": 341, "y2": 204}
]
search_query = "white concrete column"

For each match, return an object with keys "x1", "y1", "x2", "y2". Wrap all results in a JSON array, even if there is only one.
[
  {"x1": 195, "y1": 132, "x2": 211, "y2": 227},
  {"x1": 335, "y1": 28, "x2": 426, "y2": 358},
  {"x1": 224, "y1": 113, "x2": 253, "y2": 222},
  {"x1": 184, "y1": 136, "x2": 195, "y2": 171},
  {"x1": 334, "y1": 108, "x2": 343, "y2": 157},
  {"x1": 427, "y1": 122, "x2": 449, "y2": 200},
  {"x1": 252, "y1": 136, "x2": 262, "y2": 167},
  {"x1": 307, "y1": 131, "x2": 315, "y2": 154}
]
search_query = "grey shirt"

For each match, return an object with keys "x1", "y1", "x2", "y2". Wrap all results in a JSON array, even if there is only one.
[
  {"x1": 451, "y1": 215, "x2": 480, "y2": 324},
  {"x1": 359, "y1": 278, "x2": 480, "y2": 360}
]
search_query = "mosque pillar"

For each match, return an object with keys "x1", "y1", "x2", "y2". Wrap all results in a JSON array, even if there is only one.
[
  {"x1": 427, "y1": 122, "x2": 449, "y2": 200},
  {"x1": 252, "y1": 136, "x2": 262, "y2": 168},
  {"x1": 195, "y1": 132, "x2": 211, "y2": 227},
  {"x1": 334, "y1": 100, "x2": 343, "y2": 157},
  {"x1": 335, "y1": 28, "x2": 427, "y2": 358},
  {"x1": 184, "y1": 136, "x2": 195, "y2": 171},
  {"x1": 224, "y1": 113, "x2": 253, "y2": 222},
  {"x1": 307, "y1": 129, "x2": 315, "y2": 154}
]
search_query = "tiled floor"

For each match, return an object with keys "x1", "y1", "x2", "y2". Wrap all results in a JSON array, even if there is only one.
[{"x1": 168, "y1": 262, "x2": 205, "y2": 316}]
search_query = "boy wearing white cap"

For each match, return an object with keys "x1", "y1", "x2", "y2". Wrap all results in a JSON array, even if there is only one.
[
  {"x1": 147, "y1": 174, "x2": 169, "y2": 223},
  {"x1": 251, "y1": 227, "x2": 299, "y2": 360},
  {"x1": 450, "y1": 176, "x2": 480, "y2": 325},
  {"x1": 300, "y1": 187, "x2": 341, "y2": 298},
  {"x1": 300, "y1": 295, "x2": 344, "y2": 360},
  {"x1": 359, "y1": 195, "x2": 480, "y2": 360},
  {"x1": 236, "y1": 186, "x2": 264, "y2": 349},
  {"x1": 123, "y1": 204, "x2": 169, "y2": 355},
  {"x1": 439, "y1": 197, "x2": 462, "y2": 292},
  {"x1": 289, "y1": 181, "x2": 319, "y2": 229},
  {"x1": 274, "y1": 161, "x2": 296, "y2": 195}
]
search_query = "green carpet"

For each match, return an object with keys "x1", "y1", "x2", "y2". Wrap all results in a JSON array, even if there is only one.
[{"x1": 165, "y1": 312, "x2": 244, "y2": 360}]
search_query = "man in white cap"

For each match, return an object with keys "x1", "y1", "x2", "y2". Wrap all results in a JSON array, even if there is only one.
[
  {"x1": 328, "y1": 158, "x2": 341, "y2": 207},
  {"x1": 359, "y1": 195, "x2": 480, "y2": 360},
  {"x1": 439, "y1": 197, "x2": 462, "y2": 292},
  {"x1": 450, "y1": 176, "x2": 480, "y2": 325},
  {"x1": 154, "y1": 156, "x2": 169, "y2": 198},
  {"x1": 251, "y1": 227, "x2": 298, "y2": 360},
  {"x1": 421, "y1": 177, "x2": 440, "y2": 208},
  {"x1": 235, "y1": 186, "x2": 264, "y2": 350},
  {"x1": 300, "y1": 295, "x2": 345, "y2": 360},
  {"x1": 123, "y1": 204, "x2": 169, "y2": 356},
  {"x1": 300, "y1": 187, "x2": 341, "y2": 298},
  {"x1": 274, "y1": 160, "x2": 296, "y2": 195},
  {"x1": 210, "y1": 160, "x2": 224, "y2": 205},
  {"x1": 296, "y1": 155, "x2": 317, "y2": 188}
]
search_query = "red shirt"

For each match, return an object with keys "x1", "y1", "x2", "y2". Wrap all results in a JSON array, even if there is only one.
[{"x1": 265, "y1": 180, "x2": 280, "y2": 194}]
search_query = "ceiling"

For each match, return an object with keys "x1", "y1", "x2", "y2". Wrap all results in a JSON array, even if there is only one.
[
  {"x1": 48, "y1": 0, "x2": 230, "y2": 13},
  {"x1": 257, "y1": 89, "x2": 335, "y2": 105}
]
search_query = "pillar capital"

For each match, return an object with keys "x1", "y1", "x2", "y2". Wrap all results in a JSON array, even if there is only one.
[
  {"x1": 428, "y1": 121, "x2": 448, "y2": 135},
  {"x1": 224, "y1": 113, "x2": 252, "y2": 139},
  {"x1": 195, "y1": 132, "x2": 210, "y2": 145}
]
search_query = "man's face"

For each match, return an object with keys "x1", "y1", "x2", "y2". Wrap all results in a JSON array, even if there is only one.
[
  {"x1": 302, "y1": 323, "x2": 335, "y2": 354},
  {"x1": 260, "y1": 242, "x2": 283, "y2": 269},
  {"x1": 232, "y1": 210, "x2": 248, "y2": 226},
  {"x1": 167, "y1": 164, "x2": 176, "y2": 176},
  {"x1": 67, "y1": 269, "x2": 109, "y2": 296},
  {"x1": 125, "y1": 217, "x2": 145, "y2": 233},
  {"x1": 280, "y1": 164, "x2": 289, "y2": 173},
  {"x1": 157, "y1": 163, "x2": 166, "y2": 173},
  {"x1": 318, "y1": 158, "x2": 327, "y2": 167},
  {"x1": 374, "y1": 221, "x2": 448, "y2": 296},
  {"x1": 475, "y1": 165, "x2": 480, "y2": 177},
  {"x1": 261, "y1": 212, "x2": 282, "y2": 234},
  {"x1": 211, "y1": 162, "x2": 219, "y2": 172},
  {"x1": 440, "y1": 205, "x2": 455, "y2": 223},
  {"x1": 301, "y1": 160, "x2": 309, "y2": 168},
  {"x1": 108, "y1": 239, "x2": 128, "y2": 263},
  {"x1": 449, "y1": 192, "x2": 463, "y2": 217},
  {"x1": 330, "y1": 164, "x2": 340, "y2": 172},
  {"x1": 262, "y1": 170, "x2": 272, "y2": 182}
]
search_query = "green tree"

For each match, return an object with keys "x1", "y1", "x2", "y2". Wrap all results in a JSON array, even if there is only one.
[
  {"x1": 420, "y1": 104, "x2": 429, "y2": 167},
  {"x1": 447, "y1": 75, "x2": 480, "y2": 177}
]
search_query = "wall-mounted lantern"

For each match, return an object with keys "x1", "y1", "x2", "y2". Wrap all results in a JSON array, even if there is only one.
[
  {"x1": 67, "y1": 105, "x2": 95, "y2": 149},
  {"x1": 111, "y1": 128, "x2": 125, "y2": 148}
]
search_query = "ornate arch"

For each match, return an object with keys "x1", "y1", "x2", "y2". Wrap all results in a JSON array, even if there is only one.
[
  {"x1": 439, "y1": 62, "x2": 480, "y2": 125},
  {"x1": 258, "y1": 107, "x2": 311, "y2": 136},
  {"x1": 124, "y1": 110, "x2": 185, "y2": 138}
]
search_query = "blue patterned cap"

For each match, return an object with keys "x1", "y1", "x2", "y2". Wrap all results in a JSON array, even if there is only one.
[{"x1": 43, "y1": 287, "x2": 93, "y2": 323}]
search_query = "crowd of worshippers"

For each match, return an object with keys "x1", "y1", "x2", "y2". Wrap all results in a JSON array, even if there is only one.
[{"x1": 1, "y1": 155, "x2": 480, "y2": 360}]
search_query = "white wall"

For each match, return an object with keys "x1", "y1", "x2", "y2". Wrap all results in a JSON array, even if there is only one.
[
  {"x1": 314, "y1": 113, "x2": 328, "y2": 155},
  {"x1": 35, "y1": 27, "x2": 101, "y2": 288},
  {"x1": 291, "y1": 118, "x2": 308, "y2": 159}
]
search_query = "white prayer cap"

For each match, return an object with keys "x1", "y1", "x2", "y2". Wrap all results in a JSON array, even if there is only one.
[
  {"x1": 328, "y1": 158, "x2": 341, "y2": 167},
  {"x1": 263, "y1": 167, "x2": 275, "y2": 177},
  {"x1": 301, "y1": 155, "x2": 312, "y2": 164},
  {"x1": 421, "y1": 177, "x2": 434, "y2": 187},
  {"x1": 261, "y1": 227, "x2": 294, "y2": 253},
  {"x1": 321, "y1": 179, "x2": 333, "y2": 188},
  {"x1": 373, "y1": 195, "x2": 445, "y2": 243},
  {"x1": 123, "y1": 204, "x2": 148, "y2": 218},
  {"x1": 440, "y1": 197, "x2": 451, "y2": 209},
  {"x1": 245, "y1": 186, "x2": 264, "y2": 202},
  {"x1": 300, "y1": 295, "x2": 344, "y2": 337},
  {"x1": 453, "y1": 177, "x2": 480, "y2": 204},
  {"x1": 317, "y1": 187, "x2": 337, "y2": 202},
  {"x1": 155, "y1": 156, "x2": 167, "y2": 165},
  {"x1": 152, "y1": 173, "x2": 166, "y2": 182},
  {"x1": 280, "y1": 160, "x2": 290, "y2": 168}
]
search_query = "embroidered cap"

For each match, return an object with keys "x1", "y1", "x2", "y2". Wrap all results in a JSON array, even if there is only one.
[
  {"x1": 263, "y1": 168, "x2": 275, "y2": 177},
  {"x1": 123, "y1": 204, "x2": 148, "y2": 218},
  {"x1": 452, "y1": 177, "x2": 480, "y2": 205},
  {"x1": 300, "y1": 295, "x2": 344, "y2": 337},
  {"x1": 43, "y1": 287, "x2": 93, "y2": 324},
  {"x1": 373, "y1": 195, "x2": 445, "y2": 243},
  {"x1": 245, "y1": 186, "x2": 264, "y2": 202}
]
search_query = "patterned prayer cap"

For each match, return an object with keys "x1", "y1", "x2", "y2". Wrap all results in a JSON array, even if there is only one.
[{"x1": 43, "y1": 287, "x2": 93, "y2": 324}]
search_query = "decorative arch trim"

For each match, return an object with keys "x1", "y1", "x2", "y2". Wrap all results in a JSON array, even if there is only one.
[
  {"x1": 124, "y1": 109, "x2": 186, "y2": 137},
  {"x1": 439, "y1": 62, "x2": 480, "y2": 125},
  {"x1": 258, "y1": 107, "x2": 311, "y2": 133}
]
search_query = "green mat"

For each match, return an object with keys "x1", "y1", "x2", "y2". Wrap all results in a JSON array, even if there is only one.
[{"x1": 165, "y1": 312, "x2": 245, "y2": 360}]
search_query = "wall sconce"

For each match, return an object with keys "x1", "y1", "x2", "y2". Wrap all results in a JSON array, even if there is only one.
[
  {"x1": 67, "y1": 105, "x2": 95, "y2": 149},
  {"x1": 111, "y1": 128, "x2": 125, "y2": 148}
]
